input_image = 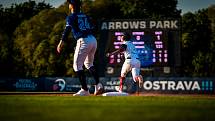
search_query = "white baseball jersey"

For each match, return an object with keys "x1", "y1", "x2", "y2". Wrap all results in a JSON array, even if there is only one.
[{"x1": 121, "y1": 41, "x2": 141, "y2": 81}]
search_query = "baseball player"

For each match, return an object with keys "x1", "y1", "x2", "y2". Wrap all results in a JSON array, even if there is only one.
[
  {"x1": 57, "y1": 0, "x2": 103, "y2": 96},
  {"x1": 107, "y1": 32, "x2": 143, "y2": 93}
]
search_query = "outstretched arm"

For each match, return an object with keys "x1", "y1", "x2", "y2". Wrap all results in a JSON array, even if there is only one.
[
  {"x1": 106, "y1": 44, "x2": 127, "y2": 57},
  {"x1": 107, "y1": 49, "x2": 120, "y2": 57}
]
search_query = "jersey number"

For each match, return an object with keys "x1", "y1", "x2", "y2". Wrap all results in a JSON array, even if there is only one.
[{"x1": 78, "y1": 17, "x2": 90, "y2": 31}]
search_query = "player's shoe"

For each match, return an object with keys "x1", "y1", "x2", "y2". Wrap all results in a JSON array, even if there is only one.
[
  {"x1": 118, "y1": 90, "x2": 123, "y2": 93},
  {"x1": 73, "y1": 88, "x2": 90, "y2": 96},
  {"x1": 94, "y1": 83, "x2": 104, "y2": 95},
  {"x1": 115, "y1": 86, "x2": 123, "y2": 93}
]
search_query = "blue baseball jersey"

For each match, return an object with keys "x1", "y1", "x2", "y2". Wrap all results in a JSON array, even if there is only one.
[{"x1": 62, "y1": 12, "x2": 94, "y2": 41}]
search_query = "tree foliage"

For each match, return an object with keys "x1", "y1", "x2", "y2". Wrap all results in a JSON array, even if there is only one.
[
  {"x1": 13, "y1": 9, "x2": 67, "y2": 77},
  {"x1": 0, "y1": 0, "x2": 52, "y2": 77},
  {"x1": 4, "y1": 0, "x2": 215, "y2": 77},
  {"x1": 83, "y1": 0, "x2": 180, "y2": 19},
  {"x1": 10, "y1": 0, "x2": 181, "y2": 77},
  {"x1": 181, "y1": 8, "x2": 215, "y2": 77}
]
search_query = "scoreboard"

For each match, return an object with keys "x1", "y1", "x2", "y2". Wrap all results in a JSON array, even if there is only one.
[
  {"x1": 107, "y1": 31, "x2": 168, "y2": 67},
  {"x1": 99, "y1": 19, "x2": 181, "y2": 76}
]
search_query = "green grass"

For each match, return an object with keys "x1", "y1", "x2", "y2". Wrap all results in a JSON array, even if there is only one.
[{"x1": 0, "y1": 95, "x2": 215, "y2": 121}]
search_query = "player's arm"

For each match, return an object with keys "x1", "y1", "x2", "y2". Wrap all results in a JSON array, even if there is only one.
[
  {"x1": 61, "y1": 25, "x2": 72, "y2": 42},
  {"x1": 57, "y1": 26, "x2": 71, "y2": 53},
  {"x1": 57, "y1": 40, "x2": 64, "y2": 53},
  {"x1": 57, "y1": 17, "x2": 72, "y2": 54},
  {"x1": 107, "y1": 49, "x2": 120, "y2": 57},
  {"x1": 106, "y1": 44, "x2": 127, "y2": 57}
]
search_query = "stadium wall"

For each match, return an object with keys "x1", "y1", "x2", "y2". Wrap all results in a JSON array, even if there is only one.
[{"x1": 0, "y1": 77, "x2": 214, "y2": 94}]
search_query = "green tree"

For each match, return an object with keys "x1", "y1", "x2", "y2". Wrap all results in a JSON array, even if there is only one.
[
  {"x1": 7, "y1": 0, "x2": 181, "y2": 77},
  {"x1": 0, "y1": 0, "x2": 52, "y2": 77},
  {"x1": 85, "y1": 0, "x2": 180, "y2": 19},
  {"x1": 13, "y1": 9, "x2": 66, "y2": 77},
  {"x1": 182, "y1": 9, "x2": 214, "y2": 76},
  {"x1": 118, "y1": 0, "x2": 180, "y2": 19}
]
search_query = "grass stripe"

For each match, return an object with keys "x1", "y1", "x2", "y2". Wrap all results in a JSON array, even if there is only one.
[{"x1": 0, "y1": 95, "x2": 215, "y2": 121}]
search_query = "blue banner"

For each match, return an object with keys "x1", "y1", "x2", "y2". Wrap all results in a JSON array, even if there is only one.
[{"x1": 0, "y1": 77, "x2": 214, "y2": 94}]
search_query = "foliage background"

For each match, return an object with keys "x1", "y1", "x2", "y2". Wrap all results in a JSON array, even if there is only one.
[{"x1": 0, "y1": 0, "x2": 214, "y2": 77}]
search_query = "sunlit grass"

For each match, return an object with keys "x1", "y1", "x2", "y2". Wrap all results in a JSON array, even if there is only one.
[{"x1": 0, "y1": 95, "x2": 215, "y2": 121}]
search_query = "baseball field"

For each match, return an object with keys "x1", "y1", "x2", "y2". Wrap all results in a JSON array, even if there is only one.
[{"x1": 0, "y1": 94, "x2": 215, "y2": 121}]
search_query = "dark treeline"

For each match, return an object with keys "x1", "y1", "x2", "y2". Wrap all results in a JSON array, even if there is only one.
[
  {"x1": 0, "y1": 0, "x2": 52, "y2": 77},
  {"x1": 0, "y1": 0, "x2": 214, "y2": 77}
]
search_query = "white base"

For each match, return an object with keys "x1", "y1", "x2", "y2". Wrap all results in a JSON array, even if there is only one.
[{"x1": 102, "y1": 92, "x2": 129, "y2": 96}]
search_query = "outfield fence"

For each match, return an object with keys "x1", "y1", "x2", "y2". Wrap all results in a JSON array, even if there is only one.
[{"x1": 0, "y1": 77, "x2": 214, "y2": 94}]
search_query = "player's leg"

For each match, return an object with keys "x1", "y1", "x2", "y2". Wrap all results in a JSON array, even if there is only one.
[
  {"x1": 73, "y1": 70, "x2": 90, "y2": 96},
  {"x1": 119, "y1": 61, "x2": 131, "y2": 92},
  {"x1": 84, "y1": 36, "x2": 99, "y2": 84},
  {"x1": 73, "y1": 38, "x2": 90, "y2": 96},
  {"x1": 87, "y1": 66, "x2": 104, "y2": 95},
  {"x1": 118, "y1": 76, "x2": 125, "y2": 92},
  {"x1": 131, "y1": 59, "x2": 142, "y2": 82},
  {"x1": 131, "y1": 59, "x2": 143, "y2": 94},
  {"x1": 134, "y1": 75, "x2": 143, "y2": 87},
  {"x1": 132, "y1": 68, "x2": 142, "y2": 95},
  {"x1": 84, "y1": 35, "x2": 104, "y2": 95}
]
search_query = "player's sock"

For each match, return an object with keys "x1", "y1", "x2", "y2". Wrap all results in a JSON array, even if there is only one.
[
  {"x1": 119, "y1": 77, "x2": 125, "y2": 92},
  {"x1": 88, "y1": 66, "x2": 99, "y2": 85},
  {"x1": 76, "y1": 70, "x2": 88, "y2": 91}
]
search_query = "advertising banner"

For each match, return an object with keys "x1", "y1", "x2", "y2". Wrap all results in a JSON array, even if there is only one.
[
  {"x1": 1, "y1": 78, "x2": 43, "y2": 92},
  {"x1": 0, "y1": 77, "x2": 214, "y2": 94},
  {"x1": 142, "y1": 77, "x2": 214, "y2": 94}
]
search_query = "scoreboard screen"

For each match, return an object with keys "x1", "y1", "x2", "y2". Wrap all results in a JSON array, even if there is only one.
[
  {"x1": 99, "y1": 19, "x2": 180, "y2": 76},
  {"x1": 107, "y1": 30, "x2": 168, "y2": 67}
]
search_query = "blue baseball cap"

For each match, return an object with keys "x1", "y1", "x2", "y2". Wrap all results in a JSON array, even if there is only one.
[{"x1": 67, "y1": 0, "x2": 81, "y2": 5}]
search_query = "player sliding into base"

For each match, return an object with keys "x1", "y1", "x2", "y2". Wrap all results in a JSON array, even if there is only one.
[
  {"x1": 57, "y1": 0, "x2": 104, "y2": 96},
  {"x1": 107, "y1": 32, "x2": 143, "y2": 93}
]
